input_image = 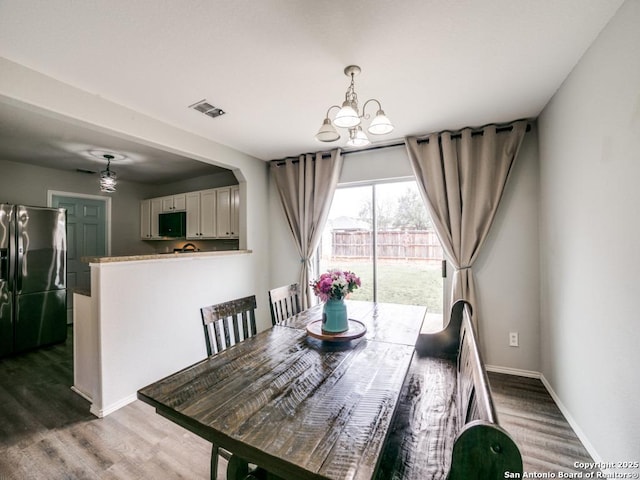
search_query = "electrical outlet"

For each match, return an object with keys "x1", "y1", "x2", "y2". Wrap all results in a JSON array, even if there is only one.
[{"x1": 509, "y1": 332, "x2": 519, "y2": 347}]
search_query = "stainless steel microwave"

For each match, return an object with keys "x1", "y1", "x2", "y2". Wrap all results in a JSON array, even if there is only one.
[{"x1": 158, "y1": 211, "x2": 186, "y2": 237}]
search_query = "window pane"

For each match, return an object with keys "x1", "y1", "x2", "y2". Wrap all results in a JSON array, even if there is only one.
[
  {"x1": 318, "y1": 181, "x2": 443, "y2": 318},
  {"x1": 375, "y1": 182, "x2": 443, "y2": 313},
  {"x1": 319, "y1": 186, "x2": 374, "y2": 301}
]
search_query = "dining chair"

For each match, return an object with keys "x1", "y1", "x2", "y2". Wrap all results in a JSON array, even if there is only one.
[
  {"x1": 268, "y1": 283, "x2": 302, "y2": 325},
  {"x1": 201, "y1": 295, "x2": 258, "y2": 356},
  {"x1": 200, "y1": 294, "x2": 262, "y2": 480}
]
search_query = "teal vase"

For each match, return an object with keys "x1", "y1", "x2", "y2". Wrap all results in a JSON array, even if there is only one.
[{"x1": 322, "y1": 298, "x2": 349, "y2": 333}]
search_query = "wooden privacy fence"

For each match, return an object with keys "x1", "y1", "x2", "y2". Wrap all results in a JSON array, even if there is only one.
[{"x1": 329, "y1": 230, "x2": 443, "y2": 263}]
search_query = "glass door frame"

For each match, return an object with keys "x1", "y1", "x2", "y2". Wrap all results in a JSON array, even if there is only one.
[{"x1": 317, "y1": 177, "x2": 446, "y2": 310}]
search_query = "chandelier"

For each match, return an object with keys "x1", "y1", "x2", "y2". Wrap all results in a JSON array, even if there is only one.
[
  {"x1": 100, "y1": 154, "x2": 117, "y2": 193},
  {"x1": 315, "y1": 65, "x2": 394, "y2": 147}
]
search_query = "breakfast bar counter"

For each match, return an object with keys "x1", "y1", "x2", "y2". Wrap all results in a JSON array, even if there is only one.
[{"x1": 82, "y1": 248, "x2": 251, "y2": 264}]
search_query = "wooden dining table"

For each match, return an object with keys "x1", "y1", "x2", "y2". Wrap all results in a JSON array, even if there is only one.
[{"x1": 137, "y1": 300, "x2": 426, "y2": 480}]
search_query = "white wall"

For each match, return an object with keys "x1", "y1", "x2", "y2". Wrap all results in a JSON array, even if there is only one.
[
  {"x1": 269, "y1": 139, "x2": 541, "y2": 373},
  {"x1": 538, "y1": 0, "x2": 640, "y2": 464},
  {"x1": 475, "y1": 128, "x2": 540, "y2": 373}
]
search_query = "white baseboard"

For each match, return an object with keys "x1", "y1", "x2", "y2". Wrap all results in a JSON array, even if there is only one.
[
  {"x1": 89, "y1": 393, "x2": 137, "y2": 418},
  {"x1": 70, "y1": 385, "x2": 92, "y2": 402},
  {"x1": 484, "y1": 365, "x2": 605, "y2": 471},
  {"x1": 538, "y1": 374, "x2": 605, "y2": 470},
  {"x1": 486, "y1": 364, "x2": 541, "y2": 379}
]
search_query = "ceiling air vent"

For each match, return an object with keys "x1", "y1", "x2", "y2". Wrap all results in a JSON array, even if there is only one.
[{"x1": 189, "y1": 99, "x2": 226, "y2": 119}]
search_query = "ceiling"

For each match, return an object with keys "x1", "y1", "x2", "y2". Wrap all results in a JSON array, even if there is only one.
[
  {"x1": 0, "y1": 101, "x2": 231, "y2": 184},
  {"x1": 0, "y1": 0, "x2": 624, "y2": 184}
]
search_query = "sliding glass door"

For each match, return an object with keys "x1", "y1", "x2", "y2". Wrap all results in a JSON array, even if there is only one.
[
  {"x1": 318, "y1": 185, "x2": 374, "y2": 301},
  {"x1": 318, "y1": 180, "x2": 444, "y2": 316}
]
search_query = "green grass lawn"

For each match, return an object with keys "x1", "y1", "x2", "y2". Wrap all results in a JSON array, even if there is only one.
[{"x1": 320, "y1": 260, "x2": 443, "y2": 313}]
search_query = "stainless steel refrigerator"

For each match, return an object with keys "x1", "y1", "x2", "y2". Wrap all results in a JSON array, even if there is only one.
[{"x1": 0, "y1": 204, "x2": 67, "y2": 357}]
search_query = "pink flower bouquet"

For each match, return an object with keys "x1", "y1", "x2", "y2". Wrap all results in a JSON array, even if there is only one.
[{"x1": 310, "y1": 270, "x2": 361, "y2": 302}]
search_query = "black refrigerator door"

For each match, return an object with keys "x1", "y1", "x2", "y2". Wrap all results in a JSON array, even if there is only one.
[{"x1": 0, "y1": 204, "x2": 14, "y2": 356}]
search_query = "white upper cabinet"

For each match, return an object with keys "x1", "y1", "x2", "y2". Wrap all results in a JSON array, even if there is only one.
[
  {"x1": 230, "y1": 185, "x2": 239, "y2": 238},
  {"x1": 140, "y1": 199, "x2": 151, "y2": 239},
  {"x1": 200, "y1": 190, "x2": 217, "y2": 238},
  {"x1": 186, "y1": 190, "x2": 217, "y2": 239},
  {"x1": 161, "y1": 194, "x2": 186, "y2": 212},
  {"x1": 140, "y1": 197, "x2": 163, "y2": 239},
  {"x1": 185, "y1": 192, "x2": 201, "y2": 239},
  {"x1": 215, "y1": 186, "x2": 240, "y2": 238}
]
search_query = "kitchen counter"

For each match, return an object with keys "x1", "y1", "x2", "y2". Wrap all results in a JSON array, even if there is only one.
[{"x1": 82, "y1": 249, "x2": 252, "y2": 264}]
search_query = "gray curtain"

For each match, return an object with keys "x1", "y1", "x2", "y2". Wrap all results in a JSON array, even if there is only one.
[
  {"x1": 271, "y1": 149, "x2": 343, "y2": 308},
  {"x1": 405, "y1": 121, "x2": 527, "y2": 321}
]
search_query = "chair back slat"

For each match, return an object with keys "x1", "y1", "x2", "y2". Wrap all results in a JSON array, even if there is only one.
[
  {"x1": 269, "y1": 283, "x2": 302, "y2": 325},
  {"x1": 231, "y1": 315, "x2": 241, "y2": 345},
  {"x1": 201, "y1": 295, "x2": 258, "y2": 356},
  {"x1": 239, "y1": 312, "x2": 249, "y2": 342}
]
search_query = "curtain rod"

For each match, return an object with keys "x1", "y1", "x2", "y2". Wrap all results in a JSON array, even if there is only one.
[
  {"x1": 343, "y1": 119, "x2": 534, "y2": 156},
  {"x1": 271, "y1": 119, "x2": 534, "y2": 163}
]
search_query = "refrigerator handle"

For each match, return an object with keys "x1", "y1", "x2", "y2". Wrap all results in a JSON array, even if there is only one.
[
  {"x1": 16, "y1": 244, "x2": 22, "y2": 293},
  {"x1": 0, "y1": 248, "x2": 7, "y2": 282}
]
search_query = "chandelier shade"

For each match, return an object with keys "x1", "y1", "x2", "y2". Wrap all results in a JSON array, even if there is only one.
[
  {"x1": 346, "y1": 126, "x2": 370, "y2": 148},
  {"x1": 100, "y1": 154, "x2": 117, "y2": 193},
  {"x1": 315, "y1": 65, "x2": 393, "y2": 147},
  {"x1": 315, "y1": 118, "x2": 341, "y2": 142},
  {"x1": 367, "y1": 109, "x2": 394, "y2": 135},
  {"x1": 334, "y1": 102, "x2": 361, "y2": 128}
]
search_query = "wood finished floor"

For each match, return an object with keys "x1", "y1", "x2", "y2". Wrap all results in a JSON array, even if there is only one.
[
  {"x1": 488, "y1": 371, "x2": 597, "y2": 476},
  {"x1": 0, "y1": 328, "x2": 596, "y2": 479}
]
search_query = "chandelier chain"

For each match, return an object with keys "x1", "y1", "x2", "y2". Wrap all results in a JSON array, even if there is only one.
[{"x1": 345, "y1": 74, "x2": 359, "y2": 111}]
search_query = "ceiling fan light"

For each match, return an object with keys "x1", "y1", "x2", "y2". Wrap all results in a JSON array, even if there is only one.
[
  {"x1": 346, "y1": 127, "x2": 370, "y2": 148},
  {"x1": 333, "y1": 101, "x2": 361, "y2": 128},
  {"x1": 367, "y1": 110, "x2": 394, "y2": 135},
  {"x1": 315, "y1": 118, "x2": 340, "y2": 142}
]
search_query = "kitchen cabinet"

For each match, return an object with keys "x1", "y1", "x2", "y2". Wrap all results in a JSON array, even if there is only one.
[
  {"x1": 215, "y1": 186, "x2": 239, "y2": 238},
  {"x1": 140, "y1": 197, "x2": 162, "y2": 239},
  {"x1": 141, "y1": 185, "x2": 239, "y2": 240},
  {"x1": 231, "y1": 186, "x2": 239, "y2": 238},
  {"x1": 186, "y1": 190, "x2": 217, "y2": 239},
  {"x1": 161, "y1": 194, "x2": 186, "y2": 212}
]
